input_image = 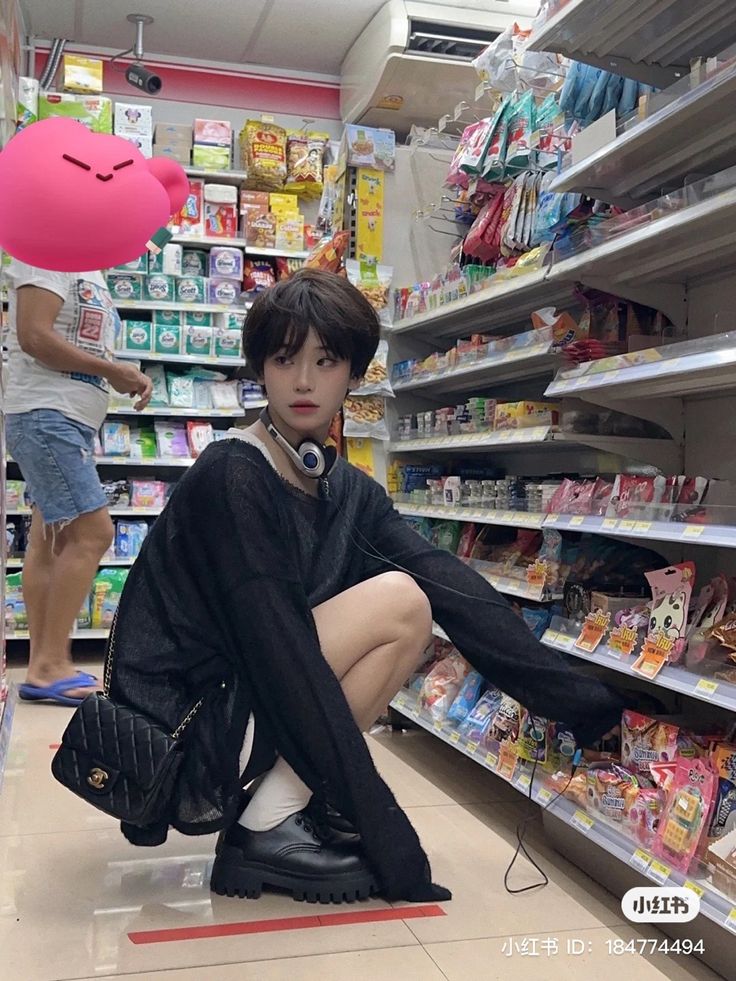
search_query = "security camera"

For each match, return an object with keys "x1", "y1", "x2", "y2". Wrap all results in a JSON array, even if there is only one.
[{"x1": 125, "y1": 63, "x2": 162, "y2": 94}]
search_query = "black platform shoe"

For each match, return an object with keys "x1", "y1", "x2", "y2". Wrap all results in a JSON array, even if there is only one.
[{"x1": 210, "y1": 811, "x2": 378, "y2": 904}]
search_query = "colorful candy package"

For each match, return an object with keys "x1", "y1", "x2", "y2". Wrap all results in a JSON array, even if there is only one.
[
  {"x1": 447, "y1": 670, "x2": 484, "y2": 724},
  {"x1": 419, "y1": 654, "x2": 469, "y2": 721},
  {"x1": 621, "y1": 710, "x2": 679, "y2": 782},
  {"x1": 653, "y1": 756, "x2": 717, "y2": 873}
]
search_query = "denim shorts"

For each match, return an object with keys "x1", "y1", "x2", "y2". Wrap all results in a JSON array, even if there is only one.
[{"x1": 5, "y1": 409, "x2": 107, "y2": 526}]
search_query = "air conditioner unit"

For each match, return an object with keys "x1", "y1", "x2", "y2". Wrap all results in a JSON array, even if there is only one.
[{"x1": 340, "y1": 1, "x2": 539, "y2": 137}]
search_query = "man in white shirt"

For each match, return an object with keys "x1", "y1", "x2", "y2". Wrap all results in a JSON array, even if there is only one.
[{"x1": 4, "y1": 260, "x2": 152, "y2": 705}]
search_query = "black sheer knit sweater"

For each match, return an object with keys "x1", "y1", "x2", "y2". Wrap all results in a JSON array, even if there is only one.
[{"x1": 109, "y1": 437, "x2": 625, "y2": 902}]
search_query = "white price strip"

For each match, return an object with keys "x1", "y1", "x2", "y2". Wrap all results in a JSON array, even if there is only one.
[
  {"x1": 646, "y1": 860, "x2": 671, "y2": 885},
  {"x1": 537, "y1": 787, "x2": 553, "y2": 805},
  {"x1": 516, "y1": 774, "x2": 532, "y2": 792},
  {"x1": 629, "y1": 849, "x2": 652, "y2": 873},
  {"x1": 683, "y1": 525, "x2": 705, "y2": 539},
  {"x1": 694, "y1": 678, "x2": 719, "y2": 699},
  {"x1": 571, "y1": 810, "x2": 594, "y2": 834},
  {"x1": 725, "y1": 909, "x2": 736, "y2": 934}
]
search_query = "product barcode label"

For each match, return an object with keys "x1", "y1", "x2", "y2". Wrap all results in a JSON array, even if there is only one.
[
  {"x1": 571, "y1": 810, "x2": 594, "y2": 834},
  {"x1": 629, "y1": 849, "x2": 652, "y2": 873},
  {"x1": 646, "y1": 860, "x2": 671, "y2": 885},
  {"x1": 694, "y1": 678, "x2": 719, "y2": 698}
]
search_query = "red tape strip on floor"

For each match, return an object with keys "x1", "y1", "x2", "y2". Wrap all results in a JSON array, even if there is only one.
[{"x1": 128, "y1": 903, "x2": 446, "y2": 944}]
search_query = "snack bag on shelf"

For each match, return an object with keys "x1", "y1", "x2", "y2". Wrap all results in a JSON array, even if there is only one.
[
  {"x1": 241, "y1": 120, "x2": 288, "y2": 190},
  {"x1": 516, "y1": 710, "x2": 548, "y2": 763},
  {"x1": 346, "y1": 259, "x2": 394, "y2": 327},
  {"x1": 285, "y1": 131, "x2": 328, "y2": 196},
  {"x1": 343, "y1": 395, "x2": 390, "y2": 440},
  {"x1": 621, "y1": 710, "x2": 679, "y2": 783},
  {"x1": 544, "y1": 721, "x2": 577, "y2": 774},
  {"x1": 585, "y1": 764, "x2": 639, "y2": 826},
  {"x1": 458, "y1": 687, "x2": 504, "y2": 745},
  {"x1": 419, "y1": 654, "x2": 469, "y2": 721},
  {"x1": 446, "y1": 670, "x2": 484, "y2": 724},
  {"x1": 186, "y1": 421, "x2": 214, "y2": 458},
  {"x1": 489, "y1": 694, "x2": 522, "y2": 744},
  {"x1": 304, "y1": 230, "x2": 349, "y2": 274},
  {"x1": 350, "y1": 339, "x2": 392, "y2": 398},
  {"x1": 653, "y1": 757, "x2": 717, "y2": 874},
  {"x1": 643, "y1": 562, "x2": 696, "y2": 664},
  {"x1": 626, "y1": 787, "x2": 666, "y2": 850}
]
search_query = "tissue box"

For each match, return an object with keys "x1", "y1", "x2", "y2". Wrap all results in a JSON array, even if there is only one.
[
  {"x1": 207, "y1": 278, "x2": 241, "y2": 306},
  {"x1": 113, "y1": 253, "x2": 148, "y2": 273},
  {"x1": 204, "y1": 202, "x2": 238, "y2": 239},
  {"x1": 192, "y1": 144, "x2": 231, "y2": 170},
  {"x1": 154, "y1": 324, "x2": 183, "y2": 356},
  {"x1": 205, "y1": 183, "x2": 238, "y2": 205},
  {"x1": 144, "y1": 274, "x2": 176, "y2": 303},
  {"x1": 215, "y1": 311, "x2": 247, "y2": 331},
  {"x1": 208, "y1": 246, "x2": 244, "y2": 280},
  {"x1": 107, "y1": 273, "x2": 143, "y2": 301},
  {"x1": 176, "y1": 276, "x2": 207, "y2": 304},
  {"x1": 39, "y1": 93, "x2": 112, "y2": 133},
  {"x1": 182, "y1": 249, "x2": 208, "y2": 276},
  {"x1": 153, "y1": 309, "x2": 183, "y2": 327},
  {"x1": 63, "y1": 55, "x2": 103, "y2": 94},
  {"x1": 119, "y1": 133, "x2": 153, "y2": 158},
  {"x1": 194, "y1": 118, "x2": 232, "y2": 147},
  {"x1": 173, "y1": 179, "x2": 204, "y2": 237},
  {"x1": 183, "y1": 310, "x2": 213, "y2": 327},
  {"x1": 184, "y1": 326, "x2": 214, "y2": 358},
  {"x1": 122, "y1": 321, "x2": 153, "y2": 353},
  {"x1": 148, "y1": 244, "x2": 183, "y2": 276},
  {"x1": 153, "y1": 145, "x2": 190, "y2": 165},
  {"x1": 214, "y1": 328, "x2": 243, "y2": 359},
  {"x1": 155, "y1": 122, "x2": 193, "y2": 144},
  {"x1": 114, "y1": 102, "x2": 153, "y2": 135}
]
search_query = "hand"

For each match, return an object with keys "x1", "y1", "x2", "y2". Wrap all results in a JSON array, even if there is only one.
[{"x1": 106, "y1": 361, "x2": 153, "y2": 411}]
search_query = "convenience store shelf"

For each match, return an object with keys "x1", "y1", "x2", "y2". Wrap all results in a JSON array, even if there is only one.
[
  {"x1": 6, "y1": 555, "x2": 140, "y2": 572},
  {"x1": 392, "y1": 347, "x2": 557, "y2": 395},
  {"x1": 546, "y1": 336, "x2": 736, "y2": 401},
  {"x1": 6, "y1": 628, "x2": 110, "y2": 641},
  {"x1": 545, "y1": 512, "x2": 736, "y2": 549},
  {"x1": 107, "y1": 406, "x2": 251, "y2": 417},
  {"x1": 549, "y1": 61, "x2": 736, "y2": 204},
  {"x1": 95, "y1": 456, "x2": 195, "y2": 468},
  {"x1": 391, "y1": 427, "x2": 554, "y2": 452},
  {"x1": 395, "y1": 502, "x2": 546, "y2": 529},
  {"x1": 527, "y1": 0, "x2": 736, "y2": 87},
  {"x1": 115, "y1": 300, "x2": 250, "y2": 314},
  {"x1": 171, "y1": 234, "x2": 309, "y2": 259},
  {"x1": 390, "y1": 687, "x2": 735, "y2": 932},
  {"x1": 0, "y1": 684, "x2": 17, "y2": 796},
  {"x1": 465, "y1": 560, "x2": 563, "y2": 603},
  {"x1": 115, "y1": 350, "x2": 245, "y2": 367},
  {"x1": 5, "y1": 508, "x2": 163, "y2": 518},
  {"x1": 183, "y1": 166, "x2": 248, "y2": 184},
  {"x1": 542, "y1": 619, "x2": 736, "y2": 712}
]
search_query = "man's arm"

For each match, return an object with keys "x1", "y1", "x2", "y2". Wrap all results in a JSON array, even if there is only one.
[
  {"x1": 364, "y1": 486, "x2": 626, "y2": 747},
  {"x1": 16, "y1": 285, "x2": 152, "y2": 410}
]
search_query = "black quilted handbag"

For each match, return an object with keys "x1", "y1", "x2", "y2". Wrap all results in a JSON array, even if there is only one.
[{"x1": 51, "y1": 612, "x2": 203, "y2": 826}]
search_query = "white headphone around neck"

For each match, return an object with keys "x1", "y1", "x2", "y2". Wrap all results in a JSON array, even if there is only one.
[{"x1": 260, "y1": 407, "x2": 338, "y2": 479}]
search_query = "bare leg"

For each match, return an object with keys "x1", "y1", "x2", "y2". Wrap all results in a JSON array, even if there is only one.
[
  {"x1": 240, "y1": 573, "x2": 432, "y2": 831},
  {"x1": 21, "y1": 508, "x2": 55, "y2": 663},
  {"x1": 24, "y1": 506, "x2": 113, "y2": 697}
]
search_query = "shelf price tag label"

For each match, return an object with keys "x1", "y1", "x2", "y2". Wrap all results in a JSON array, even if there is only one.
[
  {"x1": 683, "y1": 525, "x2": 705, "y2": 539},
  {"x1": 629, "y1": 849, "x2": 652, "y2": 873},
  {"x1": 537, "y1": 787, "x2": 553, "y2": 805},
  {"x1": 725, "y1": 909, "x2": 736, "y2": 934},
  {"x1": 683, "y1": 880, "x2": 704, "y2": 898},
  {"x1": 634, "y1": 521, "x2": 652, "y2": 533},
  {"x1": 646, "y1": 860, "x2": 671, "y2": 885},
  {"x1": 434, "y1": 720, "x2": 443, "y2": 731},
  {"x1": 543, "y1": 630, "x2": 560, "y2": 644},
  {"x1": 396, "y1": 696, "x2": 406, "y2": 708},
  {"x1": 547, "y1": 513, "x2": 560, "y2": 525},
  {"x1": 516, "y1": 774, "x2": 532, "y2": 792},
  {"x1": 526, "y1": 559, "x2": 548, "y2": 590},
  {"x1": 694, "y1": 678, "x2": 719, "y2": 698},
  {"x1": 500, "y1": 511, "x2": 515, "y2": 523},
  {"x1": 569, "y1": 515, "x2": 585, "y2": 527},
  {"x1": 467, "y1": 740, "x2": 479, "y2": 755},
  {"x1": 571, "y1": 810, "x2": 594, "y2": 834},
  {"x1": 450, "y1": 731, "x2": 461, "y2": 744},
  {"x1": 602, "y1": 518, "x2": 618, "y2": 530},
  {"x1": 619, "y1": 519, "x2": 636, "y2": 532},
  {"x1": 486, "y1": 751, "x2": 498, "y2": 769}
]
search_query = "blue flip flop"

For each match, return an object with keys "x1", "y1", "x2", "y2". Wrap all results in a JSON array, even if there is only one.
[{"x1": 18, "y1": 671, "x2": 99, "y2": 707}]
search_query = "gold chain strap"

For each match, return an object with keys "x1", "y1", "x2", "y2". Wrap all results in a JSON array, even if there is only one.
[{"x1": 103, "y1": 608, "x2": 204, "y2": 740}]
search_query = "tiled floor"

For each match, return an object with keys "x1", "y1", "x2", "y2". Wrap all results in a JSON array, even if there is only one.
[{"x1": 0, "y1": 661, "x2": 727, "y2": 981}]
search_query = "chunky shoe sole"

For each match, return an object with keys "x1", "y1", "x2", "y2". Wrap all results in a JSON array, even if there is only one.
[{"x1": 210, "y1": 846, "x2": 378, "y2": 904}]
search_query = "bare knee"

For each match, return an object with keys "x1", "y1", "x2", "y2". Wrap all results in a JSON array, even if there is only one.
[
  {"x1": 55, "y1": 508, "x2": 114, "y2": 558},
  {"x1": 375, "y1": 571, "x2": 433, "y2": 654}
]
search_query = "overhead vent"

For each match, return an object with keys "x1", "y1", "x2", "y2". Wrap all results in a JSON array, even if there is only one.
[{"x1": 406, "y1": 19, "x2": 500, "y2": 60}]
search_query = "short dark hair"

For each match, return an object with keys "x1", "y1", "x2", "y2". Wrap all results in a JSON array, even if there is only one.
[{"x1": 243, "y1": 268, "x2": 380, "y2": 379}]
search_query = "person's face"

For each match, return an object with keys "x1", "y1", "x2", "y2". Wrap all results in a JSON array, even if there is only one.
[{"x1": 260, "y1": 326, "x2": 359, "y2": 443}]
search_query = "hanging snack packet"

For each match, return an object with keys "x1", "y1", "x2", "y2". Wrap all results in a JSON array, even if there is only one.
[
  {"x1": 505, "y1": 91, "x2": 535, "y2": 174},
  {"x1": 346, "y1": 259, "x2": 393, "y2": 327},
  {"x1": 644, "y1": 562, "x2": 696, "y2": 664},
  {"x1": 458, "y1": 687, "x2": 504, "y2": 745},
  {"x1": 653, "y1": 757, "x2": 717, "y2": 874},
  {"x1": 304, "y1": 230, "x2": 349, "y2": 273},
  {"x1": 480, "y1": 96, "x2": 513, "y2": 181},
  {"x1": 286, "y1": 131, "x2": 328, "y2": 197},
  {"x1": 350, "y1": 339, "x2": 393, "y2": 397},
  {"x1": 621, "y1": 710, "x2": 679, "y2": 782},
  {"x1": 343, "y1": 395, "x2": 390, "y2": 440},
  {"x1": 241, "y1": 120, "x2": 288, "y2": 190}
]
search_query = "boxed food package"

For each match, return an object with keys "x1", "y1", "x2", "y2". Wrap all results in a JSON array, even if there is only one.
[
  {"x1": 343, "y1": 124, "x2": 396, "y2": 171},
  {"x1": 194, "y1": 118, "x2": 232, "y2": 147},
  {"x1": 39, "y1": 92, "x2": 112, "y2": 133},
  {"x1": 63, "y1": 55, "x2": 103, "y2": 94},
  {"x1": 192, "y1": 144, "x2": 231, "y2": 170},
  {"x1": 153, "y1": 309, "x2": 183, "y2": 327},
  {"x1": 207, "y1": 278, "x2": 241, "y2": 306},
  {"x1": 183, "y1": 310, "x2": 213, "y2": 327},
  {"x1": 495, "y1": 400, "x2": 561, "y2": 430},
  {"x1": 144, "y1": 274, "x2": 176, "y2": 303},
  {"x1": 205, "y1": 183, "x2": 238, "y2": 205},
  {"x1": 118, "y1": 133, "x2": 153, "y2": 158},
  {"x1": 173, "y1": 179, "x2": 204, "y2": 236},
  {"x1": 176, "y1": 276, "x2": 207, "y2": 304},
  {"x1": 208, "y1": 246, "x2": 244, "y2": 280},
  {"x1": 214, "y1": 327, "x2": 242, "y2": 359},
  {"x1": 275, "y1": 215, "x2": 305, "y2": 253},
  {"x1": 240, "y1": 190, "x2": 270, "y2": 231},
  {"x1": 204, "y1": 202, "x2": 238, "y2": 238},
  {"x1": 708, "y1": 826, "x2": 736, "y2": 901},
  {"x1": 148, "y1": 243, "x2": 183, "y2": 276},
  {"x1": 269, "y1": 192, "x2": 300, "y2": 216},
  {"x1": 122, "y1": 320, "x2": 153, "y2": 353},
  {"x1": 154, "y1": 324, "x2": 182, "y2": 356},
  {"x1": 114, "y1": 102, "x2": 153, "y2": 135},
  {"x1": 185, "y1": 326, "x2": 214, "y2": 358},
  {"x1": 182, "y1": 248, "x2": 208, "y2": 276},
  {"x1": 107, "y1": 273, "x2": 144, "y2": 302},
  {"x1": 245, "y1": 211, "x2": 277, "y2": 249},
  {"x1": 155, "y1": 122, "x2": 193, "y2": 144}
]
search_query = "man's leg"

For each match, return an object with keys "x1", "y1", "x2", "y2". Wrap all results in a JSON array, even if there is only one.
[
  {"x1": 24, "y1": 507, "x2": 113, "y2": 697},
  {"x1": 240, "y1": 571, "x2": 432, "y2": 831},
  {"x1": 21, "y1": 507, "x2": 55, "y2": 663}
]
